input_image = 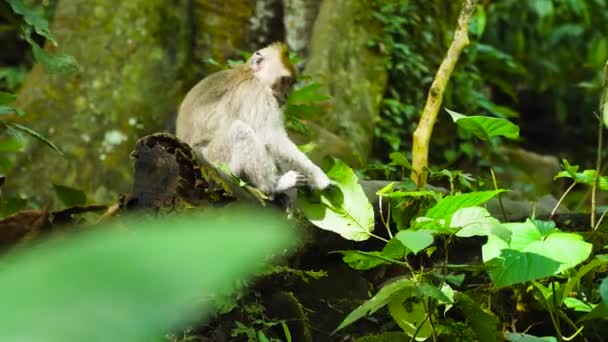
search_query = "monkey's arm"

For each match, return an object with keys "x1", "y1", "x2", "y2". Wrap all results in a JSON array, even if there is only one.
[{"x1": 268, "y1": 133, "x2": 331, "y2": 189}]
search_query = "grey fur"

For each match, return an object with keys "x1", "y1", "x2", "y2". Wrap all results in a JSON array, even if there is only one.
[{"x1": 176, "y1": 44, "x2": 330, "y2": 194}]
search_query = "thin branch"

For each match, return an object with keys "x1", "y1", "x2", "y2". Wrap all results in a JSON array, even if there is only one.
[
  {"x1": 550, "y1": 181, "x2": 576, "y2": 219},
  {"x1": 592, "y1": 60, "x2": 608, "y2": 228},
  {"x1": 594, "y1": 207, "x2": 608, "y2": 231},
  {"x1": 591, "y1": 114, "x2": 603, "y2": 229},
  {"x1": 411, "y1": 0, "x2": 478, "y2": 186},
  {"x1": 378, "y1": 195, "x2": 393, "y2": 239},
  {"x1": 490, "y1": 168, "x2": 507, "y2": 221}
]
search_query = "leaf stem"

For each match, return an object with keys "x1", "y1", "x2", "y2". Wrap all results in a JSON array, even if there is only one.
[
  {"x1": 591, "y1": 112, "x2": 603, "y2": 229},
  {"x1": 490, "y1": 168, "x2": 507, "y2": 221},
  {"x1": 550, "y1": 181, "x2": 576, "y2": 219},
  {"x1": 378, "y1": 195, "x2": 393, "y2": 239}
]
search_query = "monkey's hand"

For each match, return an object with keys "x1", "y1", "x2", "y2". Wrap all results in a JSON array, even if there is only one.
[
  {"x1": 310, "y1": 167, "x2": 331, "y2": 190},
  {"x1": 276, "y1": 170, "x2": 307, "y2": 192}
]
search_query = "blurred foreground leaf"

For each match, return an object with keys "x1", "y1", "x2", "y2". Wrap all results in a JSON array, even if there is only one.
[{"x1": 0, "y1": 207, "x2": 295, "y2": 342}]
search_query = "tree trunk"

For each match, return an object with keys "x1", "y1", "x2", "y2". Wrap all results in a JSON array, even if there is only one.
[
  {"x1": 9, "y1": 0, "x2": 256, "y2": 203},
  {"x1": 304, "y1": 0, "x2": 388, "y2": 163}
]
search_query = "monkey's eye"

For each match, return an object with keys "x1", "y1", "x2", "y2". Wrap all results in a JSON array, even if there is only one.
[{"x1": 251, "y1": 51, "x2": 264, "y2": 69}]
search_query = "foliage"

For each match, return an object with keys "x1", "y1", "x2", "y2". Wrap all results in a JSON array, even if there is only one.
[
  {"x1": 368, "y1": 0, "x2": 608, "y2": 175},
  {"x1": 0, "y1": 207, "x2": 295, "y2": 341},
  {"x1": 310, "y1": 132, "x2": 605, "y2": 340},
  {"x1": 369, "y1": 0, "x2": 517, "y2": 167},
  {"x1": 0, "y1": 0, "x2": 80, "y2": 173}
]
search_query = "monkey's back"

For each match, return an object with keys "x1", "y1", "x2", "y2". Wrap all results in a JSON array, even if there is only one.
[{"x1": 176, "y1": 68, "x2": 247, "y2": 147}]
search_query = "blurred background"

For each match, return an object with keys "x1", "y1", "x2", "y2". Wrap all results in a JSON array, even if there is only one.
[{"x1": 0, "y1": 0, "x2": 606, "y2": 209}]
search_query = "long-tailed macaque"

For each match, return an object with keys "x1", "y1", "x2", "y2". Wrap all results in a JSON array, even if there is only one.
[{"x1": 176, "y1": 42, "x2": 331, "y2": 194}]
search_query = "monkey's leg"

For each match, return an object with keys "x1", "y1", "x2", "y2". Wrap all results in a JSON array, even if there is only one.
[{"x1": 223, "y1": 121, "x2": 303, "y2": 194}]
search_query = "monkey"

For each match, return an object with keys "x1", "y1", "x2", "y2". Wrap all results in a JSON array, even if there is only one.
[{"x1": 176, "y1": 42, "x2": 331, "y2": 195}]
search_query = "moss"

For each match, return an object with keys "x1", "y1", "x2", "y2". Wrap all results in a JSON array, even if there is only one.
[
  {"x1": 304, "y1": 0, "x2": 388, "y2": 161},
  {"x1": 10, "y1": 0, "x2": 192, "y2": 203},
  {"x1": 193, "y1": 0, "x2": 256, "y2": 75}
]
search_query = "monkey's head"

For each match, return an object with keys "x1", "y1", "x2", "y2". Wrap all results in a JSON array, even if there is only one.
[{"x1": 248, "y1": 42, "x2": 295, "y2": 106}]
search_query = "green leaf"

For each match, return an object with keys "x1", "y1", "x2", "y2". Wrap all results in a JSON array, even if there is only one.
[
  {"x1": 416, "y1": 282, "x2": 451, "y2": 303},
  {"x1": 563, "y1": 298, "x2": 595, "y2": 312},
  {"x1": 24, "y1": 33, "x2": 79, "y2": 75},
  {"x1": 425, "y1": 190, "x2": 504, "y2": 220},
  {"x1": 445, "y1": 273, "x2": 465, "y2": 287},
  {"x1": 578, "y1": 302, "x2": 608, "y2": 322},
  {"x1": 334, "y1": 278, "x2": 416, "y2": 333},
  {"x1": 529, "y1": 0, "x2": 554, "y2": 19},
  {"x1": 451, "y1": 206, "x2": 510, "y2": 241},
  {"x1": 446, "y1": 108, "x2": 520, "y2": 140},
  {"x1": 506, "y1": 333, "x2": 557, "y2": 342},
  {"x1": 382, "y1": 237, "x2": 408, "y2": 260},
  {"x1": 0, "y1": 105, "x2": 24, "y2": 116},
  {"x1": 469, "y1": 5, "x2": 486, "y2": 38},
  {"x1": 299, "y1": 160, "x2": 374, "y2": 241},
  {"x1": 52, "y1": 184, "x2": 87, "y2": 207},
  {"x1": 287, "y1": 83, "x2": 330, "y2": 105},
  {"x1": 339, "y1": 251, "x2": 388, "y2": 270},
  {"x1": 280, "y1": 321, "x2": 292, "y2": 342},
  {"x1": 0, "y1": 196, "x2": 27, "y2": 217},
  {"x1": 562, "y1": 255, "x2": 608, "y2": 306},
  {"x1": 388, "y1": 152, "x2": 411, "y2": 169},
  {"x1": 555, "y1": 167, "x2": 608, "y2": 190},
  {"x1": 482, "y1": 220, "x2": 592, "y2": 287},
  {"x1": 338, "y1": 249, "x2": 404, "y2": 271},
  {"x1": 388, "y1": 297, "x2": 431, "y2": 340},
  {"x1": 0, "y1": 139, "x2": 24, "y2": 152},
  {"x1": 8, "y1": 123, "x2": 62, "y2": 155},
  {"x1": 0, "y1": 92, "x2": 17, "y2": 105},
  {"x1": 395, "y1": 229, "x2": 434, "y2": 255},
  {"x1": 257, "y1": 331, "x2": 270, "y2": 342},
  {"x1": 6, "y1": 0, "x2": 56, "y2": 44},
  {"x1": 455, "y1": 293, "x2": 502, "y2": 342},
  {"x1": 0, "y1": 207, "x2": 295, "y2": 342},
  {"x1": 601, "y1": 276, "x2": 608, "y2": 307}
]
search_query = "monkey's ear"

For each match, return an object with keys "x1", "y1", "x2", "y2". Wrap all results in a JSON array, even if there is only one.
[{"x1": 251, "y1": 52, "x2": 264, "y2": 72}]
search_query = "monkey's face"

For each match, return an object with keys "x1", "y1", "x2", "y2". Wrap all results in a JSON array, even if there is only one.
[{"x1": 249, "y1": 43, "x2": 295, "y2": 106}]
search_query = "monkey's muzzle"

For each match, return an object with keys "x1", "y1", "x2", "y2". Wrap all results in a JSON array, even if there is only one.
[{"x1": 272, "y1": 76, "x2": 295, "y2": 106}]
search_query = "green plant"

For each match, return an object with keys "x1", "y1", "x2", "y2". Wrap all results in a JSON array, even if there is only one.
[
  {"x1": 297, "y1": 151, "x2": 607, "y2": 340},
  {"x1": 0, "y1": 207, "x2": 296, "y2": 341},
  {"x1": 0, "y1": 0, "x2": 82, "y2": 173}
]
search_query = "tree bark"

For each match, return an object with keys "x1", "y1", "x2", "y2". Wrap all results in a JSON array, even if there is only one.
[
  {"x1": 8, "y1": 0, "x2": 256, "y2": 203},
  {"x1": 304, "y1": 0, "x2": 388, "y2": 164},
  {"x1": 411, "y1": 0, "x2": 477, "y2": 186}
]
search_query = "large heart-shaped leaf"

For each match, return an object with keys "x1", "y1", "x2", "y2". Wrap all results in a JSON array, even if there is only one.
[
  {"x1": 299, "y1": 160, "x2": 374, "y2": 241},
  {"x1": 452, "y1": 206, "x2": 511, "y2": 241},
  {"x1": 482, "y1": 220, "x2": 592, "y2": 287},
  {"x1": 395, "y1": 229, "x2": 434, "y2": 255}
]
